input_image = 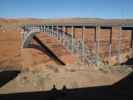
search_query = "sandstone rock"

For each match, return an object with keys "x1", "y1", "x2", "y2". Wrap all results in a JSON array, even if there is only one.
[{"x1": 110, "y1": 56, "x2": 118, "y2": 65}]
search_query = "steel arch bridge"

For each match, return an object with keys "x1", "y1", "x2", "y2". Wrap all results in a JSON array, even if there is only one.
[{"x1": 19, "y1": 23, "x2": 133, "y2": 65}]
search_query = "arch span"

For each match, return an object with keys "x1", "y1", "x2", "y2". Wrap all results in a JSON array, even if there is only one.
[{"x1": 22, "y1": 31, "x2": 38, "y2": 48}]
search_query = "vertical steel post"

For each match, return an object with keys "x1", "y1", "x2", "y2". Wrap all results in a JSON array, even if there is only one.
[
  {"x1": 62, "y1": 26, "x2": 65, "y2": 45},
  {"x1": 96, "y1": 25, "x2": 100, "y2": 66},
  {"x1": 118, "y1": 26, "x2": 122, "y2": 63},
  {"x1": 94, "y1": 27, "x2": 97, "y2": 65},
  {"x1": 129, "y1": 30, "x2": 133, "y2": 58},
  {"x1": 51, "y1": 25, "x2": 54, "y2": 37},
  {"x1": 46, "y1": 25, "x2": 50, "y2": 36},
  {"x1": 44, "y1": 25, "x2": 46, "y2": 32},
  {"x1": 60, "y1": 26, "x2": 63, "y2": 42},
  {"x1": 46, "y1": 26, "x2": 48, "y2": 32},
  {"x1": 47, "y1": 26, "x2": 50, "y2": 36},
  {"x1": 53, "y1": 25, "x2": 55, "y2": 37},
  {"x1": 60, "y1": 26, "x2": 62, "y2": 41},
  {"x1": 47, "y1": 26, "x2": 49, "y2": 35},
  {"x1": 59, "y1": 26, "x2": 61, "y2": 40},
  {"x1": 82, "y1": 26, "x2": 85, "y2": 63},
  {"x1": 41, "y1": 25, "x2": 43, "y2": 32},
  {"x1": 39, "y1": 25, "x2": 41, "y2": 31},
  {"x1": 49, "y1": 25, "x2": 52, "y2": 36},
  {"x1": 71, "y1": 25, "x2": 74, "y2": 53},
  {"x1": 57, "y1": 25, "x2": 59, "y2": 39},
  {"x1": 20, "y1": 30, "x2": 24, "y2": 48},
  {"x1": 42, "y1": 25, "x2": 44, "y2": 32},
  {"x1": 58, "y1": 26, "x2": 61, "y2": 41},
  {"x1": 109, "y1": 28, "x2": 112, "y2": 65}
]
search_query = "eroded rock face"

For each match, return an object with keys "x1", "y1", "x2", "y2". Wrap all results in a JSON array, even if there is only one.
[
  {"x1": 110, "y1": 56, "x2": 118, "y2": 65},
  {"x1": 0, "y1": 29, "x2": 22, "y2": 70},
  {"x1": 102, "y1": 52, "x2": 132, "y2": 66}
]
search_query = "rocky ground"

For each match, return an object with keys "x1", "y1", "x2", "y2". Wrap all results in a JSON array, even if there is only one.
[{"x1": 0, "y1": 63, "x2": 132, "y2": 94}]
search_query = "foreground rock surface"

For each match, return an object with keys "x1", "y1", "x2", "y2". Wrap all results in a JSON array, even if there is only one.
[{"x1": 0, "y1": 63, "x2": 132, "y2": 94}]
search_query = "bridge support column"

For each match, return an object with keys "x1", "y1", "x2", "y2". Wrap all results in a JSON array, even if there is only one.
[
  {"x1": 43, "y1": 25, "x2": 46, "y2": 32},
  {"x1": 42, "y1": 25, "x2": 44, "y2": 32},
  {"x1": 20, "y1": 31, "x2": 24, "y2": 48},
  {"x1": 45, "y1": 26, "x2": 47, "y2": 32},
  {"x1": 41, "y1": 25, "x2": 43, "y2": 32},
  {"x1": 57, "y1": 25, "x2": 60, "y2": 40},
  {"x1": 71, "y1": 26, "x2": 74, "y2": 53},
  {"x1": 50, "y1": 26, "x2": 52, "y2": 36},
  {"x1": 46, "y1": 26, "x2": 48, "y2": 32},
  {"x1": 51, "y1": 25, "x2": 54, "y2": 37},
  {"x1": 49, "y1": 25, "x2": 51, "y2": 36},
  {"x1": 94, "y1": 27, "x2": 97, "y2": 65},
  {"x1": 63, "y1": 26, "x2": 66, "y2": 46},
  {"x1": 39, "y1": 25, "x2": 42, "y2": 32},
  {"x1": 45, "y1": 25, "x2": 47, "y2": 32},
  {"x1": 59, "y1": 26, "x2": 62, "y2": 41},
  {"x1": 129, "y1": 30, "x2": 133, "y2": 58},
  {"x1": 58, "y1": 26, "x2": 61, "y2": 41},
  {"x1": 53, "y1": 25, "x2": 56, "y2": 37},
  {"x1": 109, "y1": 28, "x2": 112, "y2": 65},
  {"x1": 81, "y1": 26, "x2": 85, "y2": 63},
  {"x1": 56, "y1": 25, "x2": 58, "y2": 39},
  {"x1": 47, "y1": 26, "x2": 49, "y2": 35},
  {"x1": 118, "y1": 26, "x2": 122, "y2": 63},
  {"x1": 60, "y1": 26, "x2": 63, "y2": 42},
  {"x1": 96, "y1": 26, "x2": 100, "y2": 66}
]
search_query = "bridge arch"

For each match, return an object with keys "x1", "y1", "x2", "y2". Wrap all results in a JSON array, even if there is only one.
[{"x1": 22, "y1": 31, "x2": 38, "y2": 48}]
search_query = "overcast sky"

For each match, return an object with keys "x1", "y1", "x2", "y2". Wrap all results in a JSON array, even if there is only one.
[{"x1": 0, "y1": 0, "x2": 133, "y2": 19}]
